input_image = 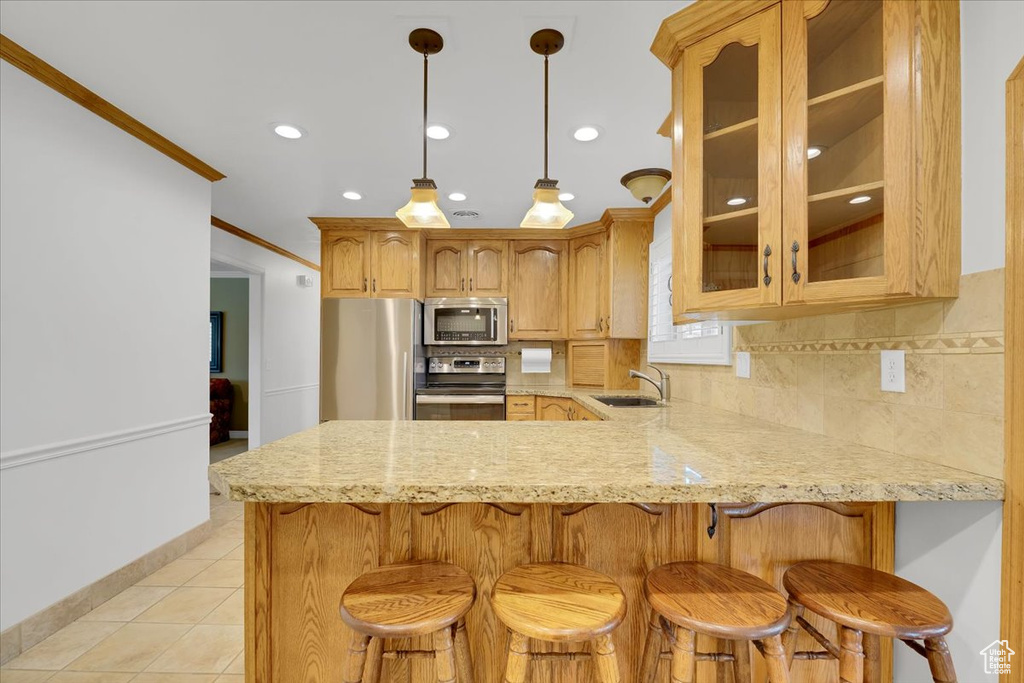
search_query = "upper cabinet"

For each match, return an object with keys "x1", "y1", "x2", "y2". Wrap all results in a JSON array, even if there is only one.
[
  {"x1": 322, "y1": 229, "x2": 423, "y2": 299},
  {"x1": 509, "y1": 241, "x2": 567, "y2": 340},
  {"x1": 426, "y1": 239, "x2": 509, "y2": 298},
  {"x1": 568, "y1": 210, "x2": 654, "y2": 339},
  {"x1": 654, "y1": 0, "x2": 960, "y2": 321}
]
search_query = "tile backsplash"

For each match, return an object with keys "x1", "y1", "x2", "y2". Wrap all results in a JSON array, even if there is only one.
[{"x1": 647, "y1": 269, "x2": 1005, "y2": 479}]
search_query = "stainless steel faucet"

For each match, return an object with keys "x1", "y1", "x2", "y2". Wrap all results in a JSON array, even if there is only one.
[{"x1": 629, "y1": 365, "x2": 671, "y2": 402}]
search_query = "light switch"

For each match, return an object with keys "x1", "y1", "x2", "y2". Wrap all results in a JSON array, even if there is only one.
[
  {"x1": 735, "y1": 352, "x2": 751, "y2": 379},
  {"x1": 880, "y1": 350, "x2": 905, "y2": 393}
]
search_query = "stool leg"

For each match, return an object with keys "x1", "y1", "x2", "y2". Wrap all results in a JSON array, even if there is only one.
[
  {"x1": 639, "y1": 610, "x2": 665, "y2": 683},
  {"x1": 364, "y1": 636, "x2": 384, "y2": 683},
  {"x1": 433, "y1": 626, "x2": 457, "y2": 683},
  {"x1": 669, "y1": 626, "x2": 697, "y2": 683},
  {"x1": 453, "y1": 619, "x2": 475, "y2": 683},
  {"x1": 761, "y1": 635, "x2": 791, "y2": 683},
  {"x1": 502, "y1": 631, "x2": 530, "y2": 683},
  {"x1": 839, "y1": 627, "x2": 865, "y2": 683},
  {"x1": 592, "y1": 633, "x2": 621, "y2": 683},
  {"x1": 863, "y1": 633, "x2": 881, "y2": 683},
  {"x1": 924, "y1": 637, "x2": 957, "y2": 683},
  {"x1": 783, "y1": 600, "x2": 804, "y2": 668},
  {"x1": 344, "y1": 632, "x2": 371, "y2": 683},
  {"x1": 732, "y1": 639, "x2": 752, "y2": 683}
]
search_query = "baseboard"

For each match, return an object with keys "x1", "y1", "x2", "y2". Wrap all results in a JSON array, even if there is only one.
[
  {"x1": 228, "y1": 430, "x2": 248, "y2": 439},
  {"x1": 0, "y1": 519, "x2": 212, "y2": 665}
]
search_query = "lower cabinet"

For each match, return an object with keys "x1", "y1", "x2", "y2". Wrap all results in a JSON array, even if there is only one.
[
  {"x1": 250, "y1": 501, "x2": 895, "y2": 683},
  {"x1": 513, "y1": 395, "x2": 605, "y2": 421},
  {"x1": 535, "y1": 396, "x2": 574, "y2": 421},
  {"x1": 505, "y1": 396, "x2": 536, "y2": 421}
]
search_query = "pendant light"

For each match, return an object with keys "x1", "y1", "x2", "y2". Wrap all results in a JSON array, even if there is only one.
[
  {"x1": 620, "y1": 168, "x2": 671, "y2": 204},
  {"x1": 396, "y1": 28, "x2": 450, "y2": 229},
  {"x1": 520, "y1": 29, "x2": 574, "y2": 229}
]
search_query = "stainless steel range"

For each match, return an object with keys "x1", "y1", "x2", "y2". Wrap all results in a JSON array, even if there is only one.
[{"x1": 414, "y1": 356, "x2": 506, "y2": 421}]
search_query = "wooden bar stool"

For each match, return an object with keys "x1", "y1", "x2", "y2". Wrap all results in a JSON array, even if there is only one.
[
  {"x1": 783, "y1": 561, "x2": 957, "y2": 683},
  {"x1": 639, "y1": 561, "x2": 792, "y2": 683},
  {"x1": 491, "y1": 562, "x2": 626, "y2": 683},
  {"x1": 339, "y1": 560, "x2": 476, "y2": 683}
]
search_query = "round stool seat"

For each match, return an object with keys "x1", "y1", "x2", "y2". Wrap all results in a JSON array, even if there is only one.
[
  {"x1": 491, "y1": 562, "x2": 626, "y2": 642},
  {"x1": 783, "y1": 561, "x2": 953, "y2": 639},
  {"x1": 645, "y1": 561, "x2": 790, "y2": 640},
  {"x1": 340, "y1": 560, "x2": 476, "y2": 638}
]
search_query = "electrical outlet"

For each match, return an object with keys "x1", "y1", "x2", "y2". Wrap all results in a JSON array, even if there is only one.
[
  {"x1": 735, "y1": 351, "x2": 751, "y2": 379},
  {"x1": 880, "y1": 350, "x2": 906, "y2": 393}
]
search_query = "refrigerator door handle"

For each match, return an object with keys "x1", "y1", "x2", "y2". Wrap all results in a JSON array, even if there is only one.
[
  {"x1": 402, "y1": 352, "x2": 409, "y2": 420},
  {"x1": 415, "y1": 395, "x2": 506, "y2": 405}
]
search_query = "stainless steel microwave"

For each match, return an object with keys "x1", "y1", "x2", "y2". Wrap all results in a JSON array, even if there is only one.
[{"x1": 424, "y1": 298, "x2": 508, "y2": 346}]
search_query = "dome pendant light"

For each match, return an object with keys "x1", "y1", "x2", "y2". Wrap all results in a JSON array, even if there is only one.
[
  {"x1": 620, "y1": 168, "x2": 671, "y2": 204},
  {"x1": 520, "y1": 29, "x2": 574, "y2": 230},
  {"x1": 396, "y1": 28, "x2": 450, "y2": 229}
]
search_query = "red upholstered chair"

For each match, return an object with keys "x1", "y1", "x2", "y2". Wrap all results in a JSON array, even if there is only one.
[{"x1": 209, "y1": 378, "x2": 233, "y2": 445}]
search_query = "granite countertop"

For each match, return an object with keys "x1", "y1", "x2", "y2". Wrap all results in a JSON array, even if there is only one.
[{"x1": 209, "y1": 386, "x2": 1003, "y2": 504}]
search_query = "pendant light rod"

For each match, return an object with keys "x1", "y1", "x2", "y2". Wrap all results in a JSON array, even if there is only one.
[
  {"x1": 407, "y1": 28, "x2": 444, "y2": 183},
  {"x1": 423, "y1": 51, "x2": 428, "y2": 180},
  {"x1": 530, "y1": 28, "x2": 564, "y2": 187},
  {"x1": 543, "y1": 54, "x2": 549, "y2": 181}
]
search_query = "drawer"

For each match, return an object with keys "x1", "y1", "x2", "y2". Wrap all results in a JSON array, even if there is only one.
[
  {"x1": 506, "y1": 412, "x2": 536, "y2": 421},
  {"x1": 506, "y1": 396, "x2": 536, "y2": 415}
]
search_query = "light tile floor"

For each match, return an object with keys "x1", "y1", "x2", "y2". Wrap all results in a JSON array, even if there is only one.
[{"x1": 1, "y1": 494, "x2": 245, "y2": 683}]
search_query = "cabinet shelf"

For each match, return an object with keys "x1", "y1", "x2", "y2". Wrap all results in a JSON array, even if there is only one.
[
  {"x1": 703, "y1": 117, "x2": 758, "y2": 178},
  {"x1": 702, "y1": 207, "x2": 758, "y2": 245},
  {"x1": 808, "y1": 76, "x2": 883, "y2": 149},
  {"x1": 807, "y1": 181, "x2": 884, "y2": 240}
]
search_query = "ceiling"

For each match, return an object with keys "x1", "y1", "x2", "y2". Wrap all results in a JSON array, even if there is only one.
[{"x1": 0, "y1": 1, "x2": 686, "y2": 263}]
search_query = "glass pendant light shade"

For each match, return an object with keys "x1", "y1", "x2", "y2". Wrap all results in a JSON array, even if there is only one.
[
  {"x1": 396, "y1": 182, "x2": 450, "y2": 229},
  {"x1": 520, "y1": 185, "x2": 574, "y2": 229},
  {"x1": 620, "y1": 168, "x2": 671, "y2": 204}
]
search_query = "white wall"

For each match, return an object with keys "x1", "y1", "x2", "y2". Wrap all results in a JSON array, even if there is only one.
[
  {"x1": 210, "y1": 229, "x2": 320, "y2": 446},
  {"x1": 960, "y1": 0, "x2": 1024, "y2": 274},
  {"x1": 0, "y1": 62, "x2": 211, "y2": 628}
]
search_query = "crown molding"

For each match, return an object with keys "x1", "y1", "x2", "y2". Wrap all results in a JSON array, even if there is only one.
[{"x1": 212, "y1": 216, "x2": 319, "y2": 272}]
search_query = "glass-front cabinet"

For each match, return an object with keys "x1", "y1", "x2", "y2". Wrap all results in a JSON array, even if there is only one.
[{"x1": 664, "y1": 0, "x2": 960, "y2": 321}]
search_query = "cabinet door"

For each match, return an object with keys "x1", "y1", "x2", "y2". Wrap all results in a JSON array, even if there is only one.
[
  {"x1": 372, "y1": 231, "x2": 421, "y2": 298},
  {"x1": 782, "y1": 0, "x2": 910, "y2": 303},
  {"x1": 322, "y1": 231, "x2": 371, "y2": 297},
  {"x1": 536, "y1": 396, "x2": 574, "y2": 421},
  {"x1": 509, "y1": 241, "x2": 567, "y2": 340},
  {"x1": 568, "y1": 233, "x2": 608, "y2": 339},
  {"x1": 426, "y1": 240, "x2": 467, "y2": 297},
  {"x1": 677, "y1": 5, "x2": 782, "y2": 315},
  {"x1": 571, "y1": 402, "x2": 602, "y2": 421},
  {"x1": 466, "y1": 240, "x2": 508, "y2": 297}
]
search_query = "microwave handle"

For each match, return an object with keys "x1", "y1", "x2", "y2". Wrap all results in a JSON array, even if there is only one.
[{"x1": 492, "y1": 310, "x2": 497, "y2": 340}]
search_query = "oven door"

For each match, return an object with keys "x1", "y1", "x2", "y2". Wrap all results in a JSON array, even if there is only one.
[
  {"x1": 424, "y1": 299, "x2": 508, "y2": 345},
  {"x1": 415, "y1": 394, "x2": 506, "y2": 421}
]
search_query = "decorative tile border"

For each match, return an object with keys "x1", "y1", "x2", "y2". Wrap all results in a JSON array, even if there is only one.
[{"x1": 736, "y1": 332, "x2": 1004, "y2": 355}]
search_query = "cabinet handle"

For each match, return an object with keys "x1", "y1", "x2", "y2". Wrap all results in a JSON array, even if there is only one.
[
  {"x1": 667, "y1": 274, "x2": 673, "y2": 292},
  {"x1": 598, "y1": 317, "x2": 604, "y2": 332},
  {"x1": 469, "y1": 278, "x2": 473, "y2": 291},
  {"x1": 791, "y1": 241, "x2": 801, "y2": 283},
  {"x1": 461, "y1": 277, "x2": 465, "y2": 292},
  {"x1": 762, "y1": 245, "x2": 772, "y2": 286},
  {"x1": 372, "y1": 278, "x2": 377, "y2": 293},
  {"x1": 363, "y1": 277, "x2": 367, "y2": 292}
]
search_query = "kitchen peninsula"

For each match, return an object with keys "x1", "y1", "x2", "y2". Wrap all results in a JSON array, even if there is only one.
[{"x1": 209, "y1": 391, "x2": 1001, "y2": 683}]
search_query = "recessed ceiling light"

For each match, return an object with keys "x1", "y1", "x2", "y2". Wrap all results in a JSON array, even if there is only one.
[
  {"x1": 426, "y1": 124, "x2": 451, "y2": 140},
  {"x1": 342, "y1": 191, "x2": 362, "y2": 200},
  {"x1": 448, "y1": 192, "x2": 467, "y2": 201},
  {"x1": 726, "y1": 197, "x2": 748, "y2": 206},
  {"x1": 807, "y1": 145, "x2": 825, "y2": 159},
  {"x1": 273, "y1": 124, "x2": 305, "y2": 139},
  {"x1": 573, "y1": 126, "x2": 600, "y2": 142},
  {"x1": 558, "y1": 192, "x2": 575, "y2": 201},
  {"x1": 849, "y1": 195, "x2": 872, "y2": 204}
]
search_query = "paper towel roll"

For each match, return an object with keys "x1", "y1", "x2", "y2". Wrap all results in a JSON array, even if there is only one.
[{"x1": 521, "y1": 347, "x2": 552, "y2": 374}]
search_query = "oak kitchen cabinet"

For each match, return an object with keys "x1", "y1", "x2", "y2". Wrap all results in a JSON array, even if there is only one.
[
  {"x1": 321, "y1": 230, "x2": 424, "y2": 299},
  {"x1": 653, "y1": 0, "x2": 960, "y2": 321},
  {"x1": 568, "y1": 210, "x2": 655, "y2": 339},
  {"x1": 567, "y1": 340, "x2": 642, "y2": 390},
  {"x1": 509, "y1": 241, "x2": 568, "y2": 340},
  {"x1": 425, "y1": 239, "x2": 508, "y2": 298},
  {"x1": 518, "y1": 395, "x2": 605, "y2": 421}
]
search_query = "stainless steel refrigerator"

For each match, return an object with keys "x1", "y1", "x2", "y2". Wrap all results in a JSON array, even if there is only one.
[{"x1": 320, "y1": 299, "x2": 424, "y2": 420}]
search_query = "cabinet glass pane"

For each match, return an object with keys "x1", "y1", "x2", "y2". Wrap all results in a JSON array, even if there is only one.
[
  {"x1": 805, "y1": 0, "x2": 885, "y2": 283},
  {"x1": 701, "y1": 42, "x2": 758, "y2": 293}
]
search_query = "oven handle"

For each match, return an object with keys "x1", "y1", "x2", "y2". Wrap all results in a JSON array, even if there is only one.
[{"x1": 415, "y1": 395, "x2": 506, "y2": 405}]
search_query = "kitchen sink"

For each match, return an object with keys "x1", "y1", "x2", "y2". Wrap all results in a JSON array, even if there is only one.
[{"x1": 592, "y1": 396, "x2": 663, "y2": 407}]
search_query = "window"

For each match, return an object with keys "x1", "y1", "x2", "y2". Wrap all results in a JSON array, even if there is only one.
[
  {"x1": 210, "y1": 312, "x2": 223, "y2": 373},
  {"x1": 647, "y1": 236, "x2": 732, "y2": 365}
]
